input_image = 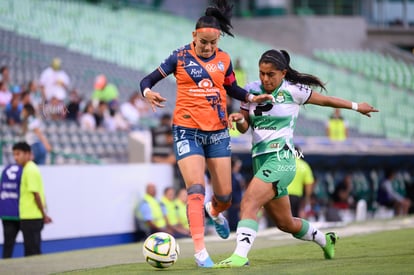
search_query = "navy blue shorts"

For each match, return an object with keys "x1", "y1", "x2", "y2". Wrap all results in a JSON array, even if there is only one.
[{"x1": 172, "y1": 125, "x2": 231, "y2": 161}]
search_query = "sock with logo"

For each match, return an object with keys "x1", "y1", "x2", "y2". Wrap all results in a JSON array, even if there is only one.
[
  {"x1": 233, "y1": 219, "x2": 258, "y2": 258},
  {"x1": 292, "y1": 219, "x2": 326, "y2": 247}
]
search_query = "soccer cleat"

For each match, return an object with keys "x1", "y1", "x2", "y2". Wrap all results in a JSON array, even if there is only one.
[
  {"x1": 205, "y1": 201, "x2": 230, "y2": 239},
  {"x1": 215, "y1": 254, "x2": 249, "y2": 268},
  {"x1": 323, "y1": 232, "x2": 338, "y2": 259},
  {"x1": 194, "y1": 249, "x2": 214, "y2": 268}
]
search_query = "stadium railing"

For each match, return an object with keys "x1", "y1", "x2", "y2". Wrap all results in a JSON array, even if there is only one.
[{"x1": 0, "y1": 139, "x2": 102, "y2": 166}]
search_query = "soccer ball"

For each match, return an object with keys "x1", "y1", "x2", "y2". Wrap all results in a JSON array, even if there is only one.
[{"x1": 142, "y1": 232, "x2": 180, "y2": 269}]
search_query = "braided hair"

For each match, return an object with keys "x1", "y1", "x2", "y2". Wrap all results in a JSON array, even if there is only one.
[
  {"x1": 195, "y1": 0, "x2": 234, "y2": 37},
  {"x1": 259, "y1": 49, "x2": 326, "y2": 91}
]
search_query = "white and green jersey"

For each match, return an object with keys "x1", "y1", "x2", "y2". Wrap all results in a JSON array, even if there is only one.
[{"x1": 241, "y1": 79, "x2": 312, "y2": 157}]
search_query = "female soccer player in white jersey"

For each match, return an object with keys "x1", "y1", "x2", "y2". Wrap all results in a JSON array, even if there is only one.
[{"x1": 216, "y1": 49, "x2": 378, "y2": 267}]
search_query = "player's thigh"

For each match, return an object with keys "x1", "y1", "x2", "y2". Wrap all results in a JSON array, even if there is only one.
[
  {"x1": 253, "y1": 152, "x2": 296, "y2": 199},
  {"x1": 177, "y1": 155, "x2": 206, "y2": 187},
  {"x1": 206, "y1": 156, "x2": 231, "y2": 195}
]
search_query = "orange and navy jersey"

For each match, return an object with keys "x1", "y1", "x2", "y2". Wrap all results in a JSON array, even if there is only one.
[{"x1": 158, "y1": 43, "x2": 236, "y2": 131}]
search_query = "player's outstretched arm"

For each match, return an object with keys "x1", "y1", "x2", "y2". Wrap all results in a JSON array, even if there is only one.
[{"x1": 307, "y1": 91, "x2": 379, "y2": 117}]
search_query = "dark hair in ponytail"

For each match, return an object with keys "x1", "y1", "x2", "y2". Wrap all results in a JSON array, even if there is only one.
[
  {"x1": 259, "y1": 49, "x2": 326, "y2": 91},
  {"x1": 195, "y1": 0, "x2": 234, "y2": 37}
]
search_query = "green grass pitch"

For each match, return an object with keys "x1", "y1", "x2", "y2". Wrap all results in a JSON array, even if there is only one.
[{"x1": 56, "y1": 228, "x2": 414, "y2": 275}]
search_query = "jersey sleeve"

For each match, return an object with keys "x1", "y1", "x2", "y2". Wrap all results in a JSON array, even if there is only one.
[
  {"x1": 26, "y1": 164, "x2": 43, "y2": 193},
  {"x1": 223, "y1": 61, "x2": 236, "y2": 86},
  {"x1": 291, "y1": 84, "x2": 312, "y2": 105},
  {"x1": 158, "y1": 48, "x2": 179, "y2": 77}
]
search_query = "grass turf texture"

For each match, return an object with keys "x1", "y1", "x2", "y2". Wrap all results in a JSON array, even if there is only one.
[{"x1": 55, "y1": 228, "x2": 414, "y2": 275}]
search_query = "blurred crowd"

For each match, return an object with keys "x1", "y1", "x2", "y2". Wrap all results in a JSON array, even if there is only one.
[{"x1": 1, "y1": 58, "x2": 156, "y2": 135}]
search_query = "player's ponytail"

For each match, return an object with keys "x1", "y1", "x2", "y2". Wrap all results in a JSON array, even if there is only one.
[{"x1": 195, "y1": 0, "x2": 234, "y2": 37}]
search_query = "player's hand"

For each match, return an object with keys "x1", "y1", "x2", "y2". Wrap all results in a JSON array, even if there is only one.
[
  {"x1": 44, "y1": 215, "x2": 52, "y2": 224},
  {"x1": 357, "y1": 102, "x2": 379, "y2": 117},
  {"x1": 145, "y1": 89, "x2": 167, "y2": 112},
  {"x1": 228, "y1": 113, "x2": 245, "y2": 130},
  {"x1": 252, "y1": 94, "x2": 275, "y2": 103}
]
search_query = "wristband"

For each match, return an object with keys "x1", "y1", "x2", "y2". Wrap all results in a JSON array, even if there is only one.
[
  {"x1": 236, "y1": 118, "x2": 245, "y2": 124},
  {"x1": 247, "y1": 93, "x2": 254, "y2": 103},
  {"x1": 351, "y1": 102, "x2": 358, "y2": 111},
  {"x1": 143, "y1": 88, "x2": 151, "y2": 98}
]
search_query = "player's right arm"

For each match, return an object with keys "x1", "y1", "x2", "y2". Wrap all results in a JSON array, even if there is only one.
[
  {"x1": 228, "y1": 109, "x2": 250, "y2": 134},
  {"x1": 140, "y1": 49, "x2": 179, "y2": 111}
]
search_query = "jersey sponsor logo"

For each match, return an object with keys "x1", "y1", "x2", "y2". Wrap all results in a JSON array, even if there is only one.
[
  {"x1": 198, "y1": 79, "x2": 214, "y2": 89},
  {"x1": 253, "y1": 125, "x2": 277, "y2": 130},
  {"x1": 205, "y1": 63, "x2": 217, "y2": 72},
  {"x1": 184, "y1": 60, "x2": 199, "y2": 68},
  {"x1": 190, "y1": 68, "x2": 203, "y2": 78},
  {"x1": 270, "y1": 143, "x2": 280, "y2": 148},
  {"x1": 177, "y1": 140, "x2": 190, "y2": 156},
  {"x1": 0, "y1": 191, "x2": 18, "y2": 200},
  {"x1": 5, "y1": 165, "x2": 20, "y2": 180}
]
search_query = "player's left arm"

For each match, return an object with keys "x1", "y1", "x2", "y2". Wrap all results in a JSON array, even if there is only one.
[
  {"x1": 307, "y1": 91, "x2": 378, "y2": 117},
  {"x1": 33, "y1": 192, "x2": 52, "y2": 224}
]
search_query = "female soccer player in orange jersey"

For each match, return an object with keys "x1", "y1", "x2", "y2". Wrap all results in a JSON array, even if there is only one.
[{"x1": 140, "y1": 0, "x2": 272, "y2": 268}]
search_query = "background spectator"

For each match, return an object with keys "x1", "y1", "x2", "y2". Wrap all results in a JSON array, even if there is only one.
[
  {"x1": 93, "y1": 101, "x2": 109, "y2": 130},
  {"x1": 332, "y1": 174, "x2": 355, "y2": 210},
  {"x1": 326, "y1": 108, "x2": 348, "y2": 141},
  {"x1": 287, "y1": 146, "x2": 315, "y2": 218},
  {"x1": 79, "y1": 101, "x2": 97, "y2": 131},
  {"x1": 175, "y1": 188, "x2": 189, "y2": 231},
  {"x1": 150, "y1": 113, "x2": 175, "y2": 164},
  {"x1": 39, "y1": 58, "x2": 70, "y2": 103},
  {"x1": 103, "y1": 106, "x2": 129, "y2": 132},
  {"x1": 377, "y1": 168, "x2": 412, "y2": 216},
  {"x1": 120, "y1": 92, "x2": 141, "y2": 129},
  {"x1": 135, "y1": 183, "x2": 172, "y2": 237},
  {"x1": 5, "y1": 93, "x2": 22, "y2": 127},
  {"x1": 0, "y1": 65, "x2": 11, "y2": 87},
  {"x1": 0, "y1": 81, "x2": 12, "y2": 108},
  {"x1": 160, "y1": 187, "x2": 190, "y2": 238},
  {"x1": 25, "y1": 80, "x2": 44, "y2": 111},
  {"x1": 0, "y1": 142, "x2": 52, "y2": 258},
  {"x1": 91, "y1": 74, "x2": 119, "y2": 111},
  {"x1": 65, "y1": 89, "x2": 82, "y2": 122},
  {"x1": 21, "y1": 103, "x2": 52, "y2": 165}
]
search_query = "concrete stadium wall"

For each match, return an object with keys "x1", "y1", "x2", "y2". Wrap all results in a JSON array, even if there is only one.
[{"x1": 0, "y1": 164, "x2": 173, "y2": 256}]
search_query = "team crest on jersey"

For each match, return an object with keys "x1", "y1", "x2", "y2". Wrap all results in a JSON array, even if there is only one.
[
  {"x1": 217, "y1": 61, "x2": 224, "y2": 71},
  {"x1": 275, "y1": 91, "x2": 285, "y2": 103},
  {"x1": 198, "y1": 79, "x2": 214, "y2": 89}
]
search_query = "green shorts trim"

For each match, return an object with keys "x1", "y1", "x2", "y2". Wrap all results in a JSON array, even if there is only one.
[{"x1": 252, "y1": 150, "x2": 296, "y2": 199}]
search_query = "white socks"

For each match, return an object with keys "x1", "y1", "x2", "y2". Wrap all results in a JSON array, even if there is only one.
[{"x1": 234, "y1": 219, "x2": 258, "y2": 258}]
